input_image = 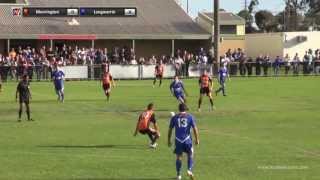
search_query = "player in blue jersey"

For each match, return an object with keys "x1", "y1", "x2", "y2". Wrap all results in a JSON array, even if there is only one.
[
  {"x1": 170, "y1": 76, "x2": 188, "y2": 105},
  {"x1": 168, "y1": 104, "x2": 199, "y2": 180},
  {"x1": 215, "y1": 66, "x2": 229, "y2": 96},
  {"x1": 51, "y1": 64, "x2": 65, "y2": 103}
]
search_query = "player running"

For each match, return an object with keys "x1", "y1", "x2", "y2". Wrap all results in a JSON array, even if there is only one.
[
  {"x1": 134, "y1": 103, "x2": 160, "y2": 149},
  {"x1": 16, "y1": 75, "x2": 33, "y2": 122},
  {"x1": 153, "y1": 60, "x2": 164, "y2": 88},
  {"x1": 101, "y1": 71, "x2": 115, "y2": 102},
  {"x1": 216, "y1": 66, "x2": 229, "y2": 96},
  {"x1": 51, "y1": 65, "x2": 65, "y2": 103},
  {"x1": 170, "y1": 76, "x2": 188, "y2": 105},
  {"x1": 168, "y1": 103, "x2": 199, "y2": 180},
  {"x1": 198, "y1": 71, "x2": 214, "y2": 111}
]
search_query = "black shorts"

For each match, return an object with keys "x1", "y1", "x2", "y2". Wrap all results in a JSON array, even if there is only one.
[
  {"x1": 19, "y1": 97, "x2": 29, "y2": 104},
  {"x1": 103, "y1": 83, "x2": 110, "y2": 91},
  {"x1": 200, "y1": 87, "x2": 211, "y2": 96},
  {"x1": 139, "y1": 129, "x2": 156, "y2": 136},
  {"x1": 156, "y1": 74, "x2": 163, "y2": 79}
]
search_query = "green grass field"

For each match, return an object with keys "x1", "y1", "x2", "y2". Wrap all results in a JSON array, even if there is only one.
[{"x1": 0, "y1": 77, "x2": 319, "y2": 180}]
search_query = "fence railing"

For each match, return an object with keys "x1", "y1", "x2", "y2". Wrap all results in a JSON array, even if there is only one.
[{"x1": 0, "y1": 62, "x2": 319, "y2": 81}]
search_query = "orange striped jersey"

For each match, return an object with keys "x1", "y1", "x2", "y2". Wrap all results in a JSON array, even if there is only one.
[
  {"x1": 199, "y1": 74, "x2": 212, "y2": 88},
  {"x1": 155, "y1": 65, "x2": 164, "y2": 75},
  {"x1": 102, "y1": 73, "x2": 113, "y2": 85},
  {"x1": 138, "y1": 110, "x2": 155, "y2": 130}
]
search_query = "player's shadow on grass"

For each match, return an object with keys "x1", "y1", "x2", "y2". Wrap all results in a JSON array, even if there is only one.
[
  {"x1": 125, "y1": 109, "x2": 172, "y2": 113},
  {"x1": 38, "y1": 144, "x2": 148, "y2": 150}
]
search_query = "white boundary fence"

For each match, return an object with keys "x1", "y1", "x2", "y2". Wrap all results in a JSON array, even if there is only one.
[
  {"x1": 86, "y1": 64, "x2": 209, "y2": 80},
  {"x1": 61, "y1": 66, "x2": 88, "y2": 79},
  {"x1": 109, "y1": 65, "x2": 140, "y2": 79},
  {"x1": 62, "y1": 64, "x2": 213, "y2": 79},
  {"x1": 2, "y1": 62, "x2": 318, "y2": 81}
]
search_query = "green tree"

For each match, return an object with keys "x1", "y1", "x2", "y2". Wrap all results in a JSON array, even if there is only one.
[
  {"x1": 237, "y1": 0, "x2": 259, "y2": 33},
  {"x1": 255, "y1": 10, "x2": 278, "y2": 32},
  {"x1": 276, "y1": 4, "x2": 305, "y2": 31},
  {"x1": 301, "y1": 0, "x2": 320, "y2": 14},
  {"x1": 283, "y1": 0, "x2": 305, "y2": 31},
  {"x1": 300, "y1": 0, "x2": 320, "y2": 29}
]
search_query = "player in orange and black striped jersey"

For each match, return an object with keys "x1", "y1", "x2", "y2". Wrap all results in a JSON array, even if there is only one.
[
  {"x1": 153, "y1": 61, "x2": 164, "y2": 87},
  {"x1": 101, "y1": 71, "x2": 115, "y2": 102},
  {"x1": 134, "y1": 103, "x2": 160, "y2": 148},
  {"x1": 198, "y1": 71, "x2": 214, "y2": 111}
]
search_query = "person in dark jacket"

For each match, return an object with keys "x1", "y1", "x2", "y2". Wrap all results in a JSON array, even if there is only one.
[
  {"x1": 262, "y1": 55, "x2": 270, "y2": 76},
  {"x1": 246, "y1": 57, "x2": 253, "y2": 76},
  {"x1": 273, "y1": 56, "x2": 282, "y2": 76},
  {"x1": 255, "y1": 55, "x2": 263, "y2": 76}
]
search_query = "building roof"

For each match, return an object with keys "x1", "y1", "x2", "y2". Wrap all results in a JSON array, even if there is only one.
[
  {"x1": 201, "y1": 11, "x2": 245, "y2": 25},
  {"x1": 0, "y1": 0, "x2": 210, "y2": 40}
]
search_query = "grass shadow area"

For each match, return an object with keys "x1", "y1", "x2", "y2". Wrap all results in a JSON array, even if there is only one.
[{"x1": 38, "y1": 144, "x2": 148, "y2": 150}]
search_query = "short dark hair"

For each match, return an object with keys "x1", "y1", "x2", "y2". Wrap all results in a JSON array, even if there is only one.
[
  {"x1": 179, "y1": 103, "x2": 187, "y2": 112},
  {"x1": 147, "y1": 103, "x2": 154, "y2": 110}
]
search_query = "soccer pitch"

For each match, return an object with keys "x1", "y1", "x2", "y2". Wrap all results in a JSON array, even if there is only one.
[{"x1": 0, "y1": 77, "x2": 319, "y2": 180}]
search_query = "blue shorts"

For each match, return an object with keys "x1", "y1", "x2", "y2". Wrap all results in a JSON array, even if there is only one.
[
  {"x1": 174, "y1": 92, "x2": 185, "y2": 101},
  {"x1": 219, "y1": 79, "x2": 226, "y2": 85},
  {"x1": 174, "y1": 139, "x2": 193, "y2": 155},
  {"x1": 54, "y1": 81, "x2": 64, "y2": 91}
]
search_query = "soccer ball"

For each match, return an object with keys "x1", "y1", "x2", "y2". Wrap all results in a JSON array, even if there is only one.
[{"x1": 170, "y1": 112, "x2": 175, "y2": 117}]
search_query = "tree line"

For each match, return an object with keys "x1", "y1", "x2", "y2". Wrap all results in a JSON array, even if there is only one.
[{"x1": 237, "y1": 0, "x2": 320, "y2": 33}]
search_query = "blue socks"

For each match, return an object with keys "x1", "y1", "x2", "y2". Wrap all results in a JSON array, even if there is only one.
[
  {"x1": 187, "y1": 154, "x2": 193, "y2": 171},
  {"x1": 176, "y1": 159, "x2": 182, "y2": 175},
  {"x1": 176, "y1": 154, "x2": 193, "y2": 176}
]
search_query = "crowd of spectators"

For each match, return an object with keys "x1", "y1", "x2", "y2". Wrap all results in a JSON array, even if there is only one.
[
  {"x1": 0, "y1": 45, "x2": 211, "y2": 81},
  {"x1": 1, "y1": 45, "x2": 320, "y2": 81},
  {"x1": 221, "y1": 48, "x2": 320, "y2": 76}
]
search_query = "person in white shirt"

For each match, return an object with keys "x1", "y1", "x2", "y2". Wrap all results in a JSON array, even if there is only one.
[
  {"x1": 221, "y1": 54, "x2": 230, "y2": 68},
  {"x1": 293, "y1": 53, "x2": 300, "y2": 75},
  {"x1": 283, "y1": 54, "x2": 292, "y2": 75},
  {"x1": 174, "y1": 56, "x2": 184, "y2": 76},
  {"x1": 130, "y1": 55, "x2": 137, "y2": 65}
]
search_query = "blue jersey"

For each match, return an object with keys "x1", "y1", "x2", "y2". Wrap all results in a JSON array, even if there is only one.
[
  {"x1": 52, "y1": 70, "x2": 65, "y2": 82},
  {"x1": 170, "y1": 80, "x2": 184, "y2": 95},
  {"x1": 219, "y1": 67, "x2": 228, "y2": 83},
  {"x1": 170, "y1": 112, "x2": 195, "y2": 143},
  {"x1": 52, "y1": 70, "x2": 65, "y2": 90}
]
